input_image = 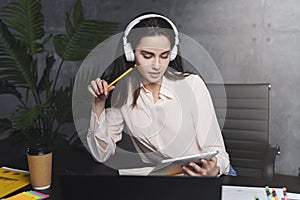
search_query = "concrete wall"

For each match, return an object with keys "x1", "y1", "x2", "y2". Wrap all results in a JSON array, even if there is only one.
[{"x1": 1, "y1": 0, "x2": 299, "y2": 176}]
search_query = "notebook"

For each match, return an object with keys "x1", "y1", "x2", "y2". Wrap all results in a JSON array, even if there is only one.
[
  {"x1": 59, "y1": 174, "x2": 223, "y2": 200},
  {"x1": 0, "y1": 166, "x2": 30, "y2": 198}
]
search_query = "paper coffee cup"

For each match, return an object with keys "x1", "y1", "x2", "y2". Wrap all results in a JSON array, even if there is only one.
[{"x1": 26, "y1": 144, "x2": 52, "y2": 190}]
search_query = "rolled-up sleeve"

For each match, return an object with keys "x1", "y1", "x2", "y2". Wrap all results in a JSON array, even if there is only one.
[
  {"x1": 86, "y1": 108, "x2": 124, "y2": 162},
  {"x1": 190, "y1": 75, "x2": 230, "y2": 175}
]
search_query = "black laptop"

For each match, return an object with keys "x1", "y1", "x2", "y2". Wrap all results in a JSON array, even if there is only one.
[{"x1": 59, "y1": 174, "x2": 223, "y2": 200}]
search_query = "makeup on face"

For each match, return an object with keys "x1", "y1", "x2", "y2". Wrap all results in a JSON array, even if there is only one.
[{"x1": 134, "y1": 35, "x2": 171, "y2": 84}]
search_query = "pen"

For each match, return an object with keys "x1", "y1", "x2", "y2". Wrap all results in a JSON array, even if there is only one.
[
  {"x1": 265, "y1": 186, "x2": 270, "y2": 196},
  {"x1": 265, "y1": 186, "x2": 272, "y2": 200},
  {"x1": 269, "y1": 188, "x2": 274, "y2": 200},
  {"x1": 107, "y1": 64, "x2": 136, "y2": 88},
  {"x1": 283, "y1": 187, "x2": 288, "y2": 200},
  {"x1": 272, "y1": 188, "x2": 278, "y2": 200}
]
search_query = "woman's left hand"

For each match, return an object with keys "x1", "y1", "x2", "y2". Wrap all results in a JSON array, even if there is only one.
[{"x1": 182, "y1": 157, "x2": 220, "y2": 177}]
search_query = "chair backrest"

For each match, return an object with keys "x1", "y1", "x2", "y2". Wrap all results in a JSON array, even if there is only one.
[{"x1": 206, "y1": 83, "x2": 271, "y2": 179}]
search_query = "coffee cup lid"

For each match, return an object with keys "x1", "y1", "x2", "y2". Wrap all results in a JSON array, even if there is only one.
[{"x1": 26, "y1": 144, "x2": 51, "y2": 155}]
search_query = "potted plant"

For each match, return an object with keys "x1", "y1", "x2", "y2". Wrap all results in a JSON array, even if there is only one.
[{"x1": 0, "y1": 0, "x2": 118, "y2": 150}]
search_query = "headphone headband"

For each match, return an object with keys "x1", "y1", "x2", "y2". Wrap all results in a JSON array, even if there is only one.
[
  {"x1": 123, "y1": 13, "x2": 179, "y2": 62},
  {"x1": 123, "y1": 14, "x2": 179, "y2": 45}
]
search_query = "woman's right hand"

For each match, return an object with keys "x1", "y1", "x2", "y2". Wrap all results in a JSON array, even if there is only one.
[{"x1": 88, "y1": 78, "x2": 115, "y2": 116}]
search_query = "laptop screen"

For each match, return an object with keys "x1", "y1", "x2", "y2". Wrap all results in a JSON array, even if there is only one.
[{"x1": 59, "y1": 174, "x2": 223, "y2": 200}]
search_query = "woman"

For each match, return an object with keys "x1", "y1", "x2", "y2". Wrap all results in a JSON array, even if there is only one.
[{"x1": 87, "y1": 13, "x2": 230, "y2": 176}]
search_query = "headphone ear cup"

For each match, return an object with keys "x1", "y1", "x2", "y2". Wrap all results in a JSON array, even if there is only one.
[
  {"x1": 170, "y1": 45, "x2": 178, "y2": 61},
  {"x1": 124, "y1": 43, "x2": 135, "y2": 62}
]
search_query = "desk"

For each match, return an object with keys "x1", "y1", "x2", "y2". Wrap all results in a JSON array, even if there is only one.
[
  {"x1": 223, "y1": 175, "x2": 300, "y2": 194},
  {"x1": 2, "y1": 149, "x2": 117, "y2": 200},
  {"x1": 3, "y1": 149, "x2": 300, "y2": 200}
]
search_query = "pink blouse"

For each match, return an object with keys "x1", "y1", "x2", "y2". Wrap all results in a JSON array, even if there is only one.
[{"x1": 87, "y1": 74, "x2": 230, "y2": 175}]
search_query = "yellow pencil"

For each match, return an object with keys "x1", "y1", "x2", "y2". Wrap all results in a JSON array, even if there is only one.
[{"x1": 107, "y1": 65, "x2": 136, "y2": 88}]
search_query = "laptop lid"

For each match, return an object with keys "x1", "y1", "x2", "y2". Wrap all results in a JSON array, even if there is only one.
[{"x1": 59, "y1": 174, "x2": 223, "y2": 200}]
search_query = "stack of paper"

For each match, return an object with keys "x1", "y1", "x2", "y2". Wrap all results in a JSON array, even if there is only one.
[
  {"x1": 118, "y1": 167, "x2": 155, "y2": 176},
  {"x1": 222, "y1": 185, "x2": 300, "y2": 200}
]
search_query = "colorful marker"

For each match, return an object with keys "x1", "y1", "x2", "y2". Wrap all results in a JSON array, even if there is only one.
[
  {"x1": 265, "y1": 186, "x2": 272, "y2": 200},
  {"x1": 272, "y1": 188, "x2": 278, "y2": 200},
  {"x1": 283, "y1": 187, "x2": 288, "y2": 200},
  {"x1": 265, "y1": 186, "x2": 270, "y2": 196}
]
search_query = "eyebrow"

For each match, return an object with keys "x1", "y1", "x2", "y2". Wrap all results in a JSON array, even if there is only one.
[{"x1": 140, "y1": 50, "x2": 170, "y2": 55}]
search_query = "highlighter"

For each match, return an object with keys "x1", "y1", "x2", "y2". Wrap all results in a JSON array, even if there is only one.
[
  {"x1": 283, "y1": 187, "x2": 288, "y2": 200},
  {"x1": 265, "y1": 186, "x2": 272, "y2": 200},
  {"x1": 271, "y1": 189, "x2": 278, "y2": 200}
]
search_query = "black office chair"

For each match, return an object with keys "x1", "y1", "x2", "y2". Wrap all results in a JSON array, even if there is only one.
[{"x1": 206, "y1": 83, "x2": 280, "y2": 180}]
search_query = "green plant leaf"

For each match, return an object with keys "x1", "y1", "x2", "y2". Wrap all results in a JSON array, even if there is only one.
[
  {"x1": 65, "y1": 12, "x2": 75, "y2": 36},
  {"x1": 53, "y1": 19, "x2": 118, "y2": 61},
  {"x1": 0, "y1": 118, "x2": 12, "y2": 132},
  {"x1": 72, "y1": 0, "x2": 84, "y2": 29},
  {"x1": 41, "y1": 33, "x2": 52, "y2": 46},
  {"x1": 0, "y1": 20, "x2": 37, "y2": 90},
  {"x1": 54, "y1": 79, "x2": 74, "y2": 123},
  {"x1": 10, "y1": 127, "x2": 45, "y2": 145},
  {"x1": 0, "y1": 80, "x2": 22, "y2": 98},
  {"x1": 1, "y1": 0, "x2": 45, "y2": 54},
  {"x1": 53, "y1": 0, "x2": 118, "y2": 61},
  {"x1": 37, "y1": 53, "x2": 55, "y2": 96},
  {"x1": 0, "y1": 0, "x2": 119, "y2": 148},
  {"x1": 12, "y1": 103, "x2": 46, "y2": 130}
]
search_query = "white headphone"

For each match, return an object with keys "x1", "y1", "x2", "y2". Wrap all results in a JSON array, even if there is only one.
[{"x1": 123, "y1": 13, "x2": 179, "y2": 62}]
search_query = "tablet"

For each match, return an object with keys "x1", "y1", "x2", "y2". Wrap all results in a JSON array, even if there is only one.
[
  {"x1": 149, "y1": 151, "x2": 219, "y2": 176},
  {"x1": 161, "y1": 150, "x2": 219, "y2": 164}
]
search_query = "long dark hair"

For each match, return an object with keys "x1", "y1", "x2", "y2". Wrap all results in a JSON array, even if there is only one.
[{"x1": 102, "y1": 13, "x2": 192, "y2": 108}]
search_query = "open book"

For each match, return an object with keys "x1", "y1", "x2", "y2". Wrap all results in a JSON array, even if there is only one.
[{"x1": 119, "y1": 151, "x2": 219, "y2": 176}]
